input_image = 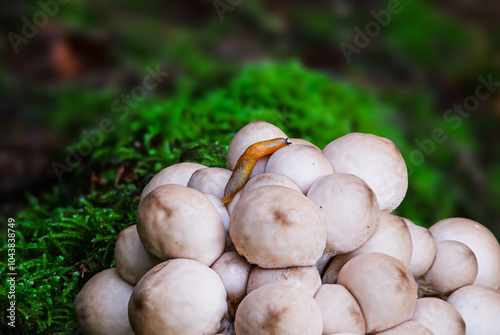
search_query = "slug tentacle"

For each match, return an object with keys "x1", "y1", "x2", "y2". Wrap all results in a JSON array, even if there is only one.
[{"x1": 222, "y1": 138, "x2": 290, "y2": 203}]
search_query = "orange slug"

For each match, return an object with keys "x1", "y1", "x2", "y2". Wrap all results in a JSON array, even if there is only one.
[{"x1": 222, "y1": 137, "x2": 291, "y2": 203}]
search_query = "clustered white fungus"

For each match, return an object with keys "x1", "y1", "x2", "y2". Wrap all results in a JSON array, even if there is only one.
[{"x1": 74, "y1": 120, "x2": 500, "y2": 335}]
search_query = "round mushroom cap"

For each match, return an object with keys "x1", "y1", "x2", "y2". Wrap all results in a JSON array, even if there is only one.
[
  {"x1": 403, "y1": 218, "x2": 436, "y2": 277},
  {"x1": 447, "y1": 285, "x2": 500, "y2": 335},
  {"x1": 114, "y1": 224, "x2": 162, "y2": 285},
  {"x1": 418, "y1": 240, "x2": 478, "y2": 296},
  {"x1": 140, "y1": 162, "x2": 206, "y2": 199},
  {"x1": 226, "y1": 173, "x2": 302, "y2": 215},
  {"x1": 429, "y1": 217, "x2": 500, "y2": 289},
  {"x1": 211, "y1": 251, "x2": 252, "y2": 317},
  {"x1": 137, "y1": 184, "x2": 225, "y2": 266},
  {"x1": 187, "y1": 167, "x2": 232, "y2": 200},
  {"x1": 410, "y1": 297, "x2": 465, "y2": 335},
  {"x1": 234, "y1": 283, "x2": 323, "y2": 335},
  {"x1": 289, "y1": 138, "x2": 320, "y2": 150},
  {"x1": 265, "y1": 144, "x2": 334, "y2": 194},
  {"x1": 128, "y1": 259, "x2": 227, "y2": 335},
  {"x1": 247, "y1": 266, "x2": 322, "y2": 296},
  {"x1": 314, "y1": 284, "x2": 365, "y2": 335},
  {"x1": 337, "y1": 253, "x2": 417, "y2": 334},
  {"x1": 230, "y1": 185, "x2": 327, "y2": 268},
  {"x1": 204, "y1": 193, "x2": 234, "y2": 251},
  {"x1": 375, "y1": 321, "x2": 433, "y2": 334},
  {"x1": 74, "y1": 268, "x2": 134, "y2": 335},
  {"x1": 322, "y1": 133, "x2": 408, "y2": 212},
  {"x1": 227, "y1": 120, "x2": 287, "y2": 171},
  {"x1": 307, "y1": 173, "x2": 380, "y2": 254},
  {"x1": 323, "y1": 212, "x2": 412, "y2": 284}
]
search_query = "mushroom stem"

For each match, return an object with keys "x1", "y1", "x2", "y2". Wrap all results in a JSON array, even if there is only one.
[{"x1": 222, "y1": 138, "x2": 290, "y2": 203}]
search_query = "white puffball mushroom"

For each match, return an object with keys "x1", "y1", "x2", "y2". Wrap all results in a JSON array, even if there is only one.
[
  {"x1": 289, "y1": 138, "x2": 320, "y2": 150},
  {"x1": 337, "y1": 253, "x2": 417, "y2": 334},
  {"x1": 227, "y1": 120, "x2": 287, "y2": 171},
  {"x1": 410, "y1": 297, "x2": 465, "y2": 335},
  {"x1": 307, "y1": 173, "x2": 380, "y2": 254},
  {"x1": 323, "y1": 212, "x2": 412, "y2": 284},
  {"x1": 74, "y1": 268, "x2": 134, "y2": 335},
  {"x1": 314, "y1": 284, "x2": 365, "y2": 335},
  {"x1": 187, "y1": 167, "x2": 232, "y2": 200},
  {"x1": 205, "y1": 193, "x2": 234, "y2": 251},
  {"x1": 403, "y1": 218, "x2": 437, "y2": 277},
  {"x1": 211, "y1": 251, "x2": 253, "y2": 318},
  {"x1": 322, "y1": 133, "x2": 408, "y2": 212},
  {"x1": 128, "y1": 259, "x2": 227, "y2": 335},
  {"x1": 226, "y1": 172, "x2": 302, "y2": 215},
  {"x1": 429, "y1": 217, "x2": 500, "y2": 289},
  {"x1": 230, "y1": 185, "x2": 327, "y2": 268},
  {"x1": 375, "y1": 321, "x2": 433, "y2": 334},
  {"x1": 234, "y1": 283, "x2": 323, "y2": 335},
  {"x1": 265, "y1": 144, "x2": 334, "y2": 194},
  {"x1": 114, "y1": 224, "x2": 162, "y2": 285},
  {"x1": 137, "y1": 184, "x2": 225, "y2": 266},
  {"x1": 247, "y1": 266, "x2": 322, "y2": 297},
  {"x1": 418, "y1": 240, "x2": 478, "y2": 296},
  {"x1": 140, "y1": 162, "x2": 206, "y2": 199},
  {"x1": 447, "y1": 285, "x2": 500, "y2": 335}
]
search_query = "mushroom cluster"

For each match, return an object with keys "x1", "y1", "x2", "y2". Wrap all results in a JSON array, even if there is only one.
[{"x1": 74, "y1": 120, "x2": 500, "y2": 335}]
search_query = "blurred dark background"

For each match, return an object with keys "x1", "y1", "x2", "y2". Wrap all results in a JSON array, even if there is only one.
[{"x1": 1, "y1": 1, "x2": 499, "y2": 236}]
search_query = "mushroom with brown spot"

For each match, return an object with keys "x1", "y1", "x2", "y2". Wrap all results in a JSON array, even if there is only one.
[
  {"x1": 234, "y1": 283, "x2": 323, "y2": 335},
  {"x1": 128, "y1": 259, "x2": 227, "y2": 334},
  {"x1": 410, "y1": 297, "x2": 465, "y2": 335},
  {"x1": 314, "y1": 284, "x2": 365, "y2": 335},
  {"x1": 114, "y1": 224, "x2": 162, "y2": 285},
  {"x1": 247, "y1": 266, "x2": 322, "y2": 297},
  {"x1": 337, "y1": 253, "x2": 417, "y2": 334},
  {"x1": 137, "y1": 184, "x2": 225, "y2": 266},
  {"x1": 230, "y1": 185, "x2": 326, "y2": 268},
  {"x1": 74, "y1": 268, "x2": 134, "y2": 335},
  {"x1": 322, "y1": 133, "x2": 408, "y2": 212}
]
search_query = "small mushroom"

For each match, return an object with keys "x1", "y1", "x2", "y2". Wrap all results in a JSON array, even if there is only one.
[
  {"x1": 211, "y1": 251, "x2": 253, "y2": 318},
  {"x1": 375, "y1": 321, "x2": 432, "y2": 334},
  {"x1": 429, "y1": 217, "x2": 500, "y2": 289},
  {"x1": 114, "y1": 224, "x2": 162, "y2": 285},
  {"x1": 323, "y1": 212, "x2": 412, "y2": 284},
  {"x1": 74, "y1": 268, "x2": 134, "y2": 335},
  {"x1": 230, "y1": 185, "x2": 326, "y2": 268},
  {"x1": 140, "y1": 162, "x2": 206, "y2": 199},
  {"x1": 403, "y1": 218, "x2": 437, "y2": 277},
  {"x1": 226, "y1": 172, "x2": 302, "y2": 215},
  {"x1": 128, "y1": 259, "x2": 227, "y2": 334},
  {"x1": 265, "y1": 144, "x2": 334, "y2": 194},
  {"x1": 227, "y1": 120, "x2": 288, "y2": 173},
  {"x1": 187, "y1": 167, "x2": 232, "y2": 200},
  {"x1": 418, "y1": 240, "x2": 478, "y2": 296},
  {"x1": 322, "y1": 133, "x2": 408, "y2": 212},
  {"x1": 137, "y1": 184, "x2": 226, "y2": 266},
  {"x1": 410, "y1": 297, "x2": 465, "y2": 335},
  {"x1": 337, "y1": 253, "x2": 417, "y2": 334},
  {"x1": 447, "y1": 285, "x2": 500, "y2": 335},
  {"x1": 204, "y1": 193, "x2": 234, "y2": 251},
  {"x1": 234, "y1": 283, "x2": 323, "y2": 335},
  {"x1": 247, "y1": 266, "x2": 322, "y2": 297},
  {"x1": 314, "y1": 284, "x2": 365, "y2": 334},
  {"x1": 307, "y1": 173, "x2": 379, "y2": 255}
]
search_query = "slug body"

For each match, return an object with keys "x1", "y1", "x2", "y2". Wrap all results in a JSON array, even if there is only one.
[{"x1": 222, "y1": 137, "x2": 291, "y2": 203}]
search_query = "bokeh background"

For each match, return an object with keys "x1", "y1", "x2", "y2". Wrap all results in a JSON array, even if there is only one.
[{"x1": 1, "y1": 0, "x2": 499, "y2": 333}]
